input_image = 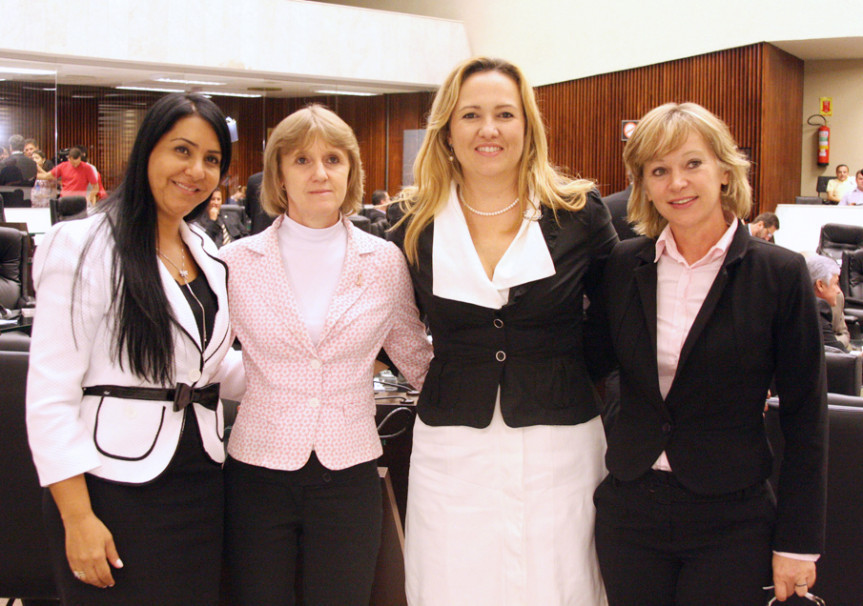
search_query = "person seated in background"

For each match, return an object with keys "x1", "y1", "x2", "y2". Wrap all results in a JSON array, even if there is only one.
[
  {"x1": 0, "y1": 134, "x2": 38, "y2": 186},
  {"x1": 806, "y1": 254, "x2": 848, "y2": 351},
  {"x1": 197, "y1": 188, "x2": 248, "y2": 248},
  {"x1": 839, "y1": 169, "x2": 863, "y2": 206},
  {"x1": 748, "y1": 211, "x2": 779, "y2": 241},
  {"x1": 30, "y1": 150, "x2": 56, "y2": 208},
  {"x1": 602, "y1": 176, "x2": 637, "y2": 240},
  {"x1": 38, "y1": 146, "x2": 99, "y2": 204},
  {"x1": 827, "y1": 164, "x2": 855, "y2": 203}
]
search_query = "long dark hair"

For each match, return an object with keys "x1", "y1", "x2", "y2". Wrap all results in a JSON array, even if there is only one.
[{"x1": 78, "y1": 93, "x2": 231, "y2": 384}]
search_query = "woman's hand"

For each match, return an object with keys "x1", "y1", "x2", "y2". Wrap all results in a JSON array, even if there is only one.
[
  {"x1": 63, "y1": 510, "x2": 123, "y2": 588},
  {"x1": 49, "y1": 475, "x2": 124, "y2": 588},
  {"x1": 772, "y1": 553, "x2": 816, "y2": 601}
]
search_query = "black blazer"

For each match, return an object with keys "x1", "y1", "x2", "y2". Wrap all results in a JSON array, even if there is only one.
[
  {"x1": 197, "y1": 211, "x2": 248, "y2": 247},
  {"x1": 597, "y1": 221, "x2": 827, "y2": 553},
  {"x1": 393, "y1": 190, "x2": 618, "y2": 428},
  {"x1": 601, "y1": 185, "x2": 638, "y2": 241}
]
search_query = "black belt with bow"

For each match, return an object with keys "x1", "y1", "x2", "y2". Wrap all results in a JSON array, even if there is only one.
[{"x1": 82, "y1": 382, "x2": 220, "y2": 412}]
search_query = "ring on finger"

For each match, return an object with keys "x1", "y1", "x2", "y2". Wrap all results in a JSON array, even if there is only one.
[
  {"x1": 795, "y1": 582, "x2": 808, "y2": 587},
  {"x1": 73, "y1": 570, "x2": 86, "y2": 580}
]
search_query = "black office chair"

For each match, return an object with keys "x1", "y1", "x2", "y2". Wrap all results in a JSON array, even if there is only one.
[
  {"x1": 0, "y1": 350, "x2": 60, "y2": 603},
  {"x1": 348, "y1": 214, "x2": 371, "y2": 233},
  {"x1": 0, "y1": 225, "x2": 31, "y2": 309},
  {"x1": 765, "y1": 397, "x2": 863, "y2": 604},
  {"x1": 816, "y1": 176, "x2": 832, "y2": 198},
  {"x1": 817, "y1": 223, "x2": 863, "y2": 262},
  {"x1": 794, "y1": 196, "x2": 822, "y2": 205},
  {"x1": 49, "y1": 196, "x2": 87, "y2": 224},
  {"x1": 0, "y1": 188, "x2": 27, "y2": 208},
  {"x1": 825, "y1": 351, "x2": 862, "y2": 396}
]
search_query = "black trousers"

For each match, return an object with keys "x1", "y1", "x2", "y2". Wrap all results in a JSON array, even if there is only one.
[
  {"x1": 43, "y1": 410, "x2": 224, "y2": 606},
  {"x1": 594, "y1": 471, "x2": 776, "y2": 606},
  {"x1": 224, "y1": 453, "x2": 382, "y2": 606}
]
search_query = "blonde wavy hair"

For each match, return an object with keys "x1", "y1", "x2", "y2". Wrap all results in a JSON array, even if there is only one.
[
  {"x1": 397, "y1": 56, "x2": 594, "y2": 264},
  {"x1": 261, "y1": 104, "x2": 364, "y2": 218},
  {"x1": 623, "y1": 102, "x2": 752, "y2": 238}
]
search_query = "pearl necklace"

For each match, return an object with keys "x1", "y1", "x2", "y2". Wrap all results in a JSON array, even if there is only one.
[
  {"x1": 460, "y1": 195, "x2": 520, "y2": 217},
  {"x1": 158, "y1": 244, "x2": 207, "y2": 347}
]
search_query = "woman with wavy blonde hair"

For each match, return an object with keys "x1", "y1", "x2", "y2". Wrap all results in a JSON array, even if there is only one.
[{"x1": 390, "y1": 57, "x2": 616, "y2": 605}]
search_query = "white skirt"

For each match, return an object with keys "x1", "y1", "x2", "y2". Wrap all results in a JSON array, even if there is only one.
[{"x1": 405, "y1": 398, "x2": 608, "y2": 606}]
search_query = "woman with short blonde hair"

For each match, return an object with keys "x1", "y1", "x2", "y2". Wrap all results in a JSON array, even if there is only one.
[
  {"x1": 221, "y1": 104, "x2": 431, "y2": 605},
  {"x1": 260, "y1": 103, "x2": 364, "y2": 218},
  {"x1": 594, "y1": 102, "x2": 826, "y2": 605}
]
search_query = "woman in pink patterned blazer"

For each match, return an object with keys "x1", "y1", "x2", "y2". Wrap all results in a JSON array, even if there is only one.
[{"x1": 219, "y1": 105, "x2": 432, "y2": 605}]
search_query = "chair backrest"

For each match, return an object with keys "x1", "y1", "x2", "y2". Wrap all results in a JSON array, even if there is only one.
[
  {"x1": 348, "y1": 214, "x2": 371, "y2": 233},
  {"x1": 0, "y1": 191, "x2": 5, "y2": 222},
  {"x1": 0, "y1": 225, "x2": 27, "y2": 309},
  {"x1": 816, "y1": 176, "x2": 832, "y2": 195},
  {"x1": 841, "y1": 249, "x2": 863, "y2": 300},
  {"x1": 0, "y1": 187, "x2": 27, "y2": 208},
  {"x1": 795, "y1": 196, "x2": 823, "y2": 205},
  {"x1": 817, "y1": 223, "x2": 863, "y2": 262},
  {"x1": 824, "y1": 351, "x2": 862, "y2": 396},
  {"x1": 0, "y1": 350, "x2": 59, "y2": 600},
  {"x1": 765, "y1": 398, "x2": 863, "y2": 604},
  {"x1": 49, "y1": 195, "x2": 87, "y2": 224}
]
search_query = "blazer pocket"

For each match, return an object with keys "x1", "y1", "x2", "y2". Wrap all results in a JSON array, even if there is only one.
[{"x1": 93, "y1": 397, "x2": 166, "y2": 461}]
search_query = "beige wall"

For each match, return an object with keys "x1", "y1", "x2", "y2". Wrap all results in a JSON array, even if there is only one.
[{"x1": 801, "y1": 60, "x2": 863, "y2": 196}]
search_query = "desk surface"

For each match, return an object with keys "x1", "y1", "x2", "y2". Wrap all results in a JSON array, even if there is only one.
[{"x1": 774, "y1": 204, "x2": 863, "y2": 253}]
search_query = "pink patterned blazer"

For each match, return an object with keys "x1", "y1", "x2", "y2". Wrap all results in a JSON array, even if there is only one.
[{"x1": 219, "y1": 215, "x2": 432, "y2": 471}]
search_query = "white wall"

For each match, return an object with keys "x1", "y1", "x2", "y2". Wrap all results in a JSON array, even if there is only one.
[
  {"x1": 315, "y1": 0, "x2": 862, "y2": 86},
  {"x1": 801, "y1": 60, "x2": 863, "y2": 196},
  {"x1": 1, "y1": 0, "x2": 470, "y2": 88}
]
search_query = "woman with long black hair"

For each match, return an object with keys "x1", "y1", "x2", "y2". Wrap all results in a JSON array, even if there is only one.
[{"x1": 26, "y1": 92, "x2": 245, "y2": 605}]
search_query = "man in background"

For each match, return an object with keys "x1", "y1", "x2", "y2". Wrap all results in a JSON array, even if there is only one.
[
  {"x1": 806, "y1": 254, "x2": 848, "y2": 351},
  {"x1": 839, "y1": 169, "x2": 863, "y2": 206},
  {"x1": 37, "y1": 146, "x2": 99, "y2": 204},
  {"x1": 748, "y1": 212, "x2": 780, "y2": 241},
  {"x1": 0, "y1": 134, "x2": 38, "y2": 185},
  {"x1": 827, "y1": 164, "x2": 855, "y2": 203}
]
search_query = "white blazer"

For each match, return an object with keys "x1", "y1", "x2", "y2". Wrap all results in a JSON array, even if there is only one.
[{"x1": 26, "y1": 214, "x2": 245, "y2": 486}]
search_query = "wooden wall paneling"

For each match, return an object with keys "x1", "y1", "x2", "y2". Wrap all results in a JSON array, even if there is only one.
[
  {"x1": 385, "y1": 92, "x2": 433, "y2": 196},
  {"x1": 757, "y1": 44, "x2": 804, "y2": 213},
  {"x1": 534, "y1": 44, "x2": 786, "y2": 212},
  {"x1": 0, "y1": 81, "x2": 56, "y2": 163}
]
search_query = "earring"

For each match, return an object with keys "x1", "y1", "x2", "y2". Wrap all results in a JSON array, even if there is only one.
[{"x1": 447, "y1": 145, "x2": 455, "y2": 162}]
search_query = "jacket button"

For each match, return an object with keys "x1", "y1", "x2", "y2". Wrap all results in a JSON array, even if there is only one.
[
  {"x1": 495, "y1": 351, "x2": 506, "y2": 362},
  {"x1": 310, "y1": 358, "x2": 322, "y2": 369},
  {"x1": 662, "y1": 423, "x2": 672, "y2": 434},
  {"x1": 188, "y1": 369, "x2": 202, "y2": 383},
  {"x1": 493, "y1": 318, "x2": 504, "y2": 328},
  {"x1": 309, "y1": 397, "x2": 320, "y2": 408}
]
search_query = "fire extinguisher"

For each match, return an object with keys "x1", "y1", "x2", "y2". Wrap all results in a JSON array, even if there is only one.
[
  {"x1": 808, "y1": 114, "x2": 830, "y2": 166},
  {"x1": 818, "y1": 125, "x2": 830, "y2": 166}
]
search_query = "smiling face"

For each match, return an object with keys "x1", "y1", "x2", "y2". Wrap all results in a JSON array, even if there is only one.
[
  {"x1": 279, "y1": 135, "x2": 349, "y2": 229},
  {"x1": 837, "y1": 165, "x2": 849, "y2": 181},
  {"x1": 147, "y1": 115, "x2": 222, "y2": 224},
  {"x1": 642, "y1": 130, "x2": 729, "y2": 237},
  {"x1": 447, "y1": 70, "x2": 525, "y2": 189},
  {"x1": 23, "y1": 142, "x2": 36, "y2": 158}
]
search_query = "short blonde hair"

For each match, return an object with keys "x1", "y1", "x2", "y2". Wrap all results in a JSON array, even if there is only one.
[
  {"x1": 261, "y1": 104, "x2": 364, "y2": 217},
  {"x1": 623, "y1": 102, "x2": 751, "y2": 238},
  {"x1": 397, "y1": 56, "x2": 594, "y2": 264}
]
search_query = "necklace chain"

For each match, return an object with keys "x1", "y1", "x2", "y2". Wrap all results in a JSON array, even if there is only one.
[
  {"x1": 158, "y1": 243, "x2": 207, "y2": 347},
  {"x1": 459, "y1": 194, "x2": 520, "y2": 217}
]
